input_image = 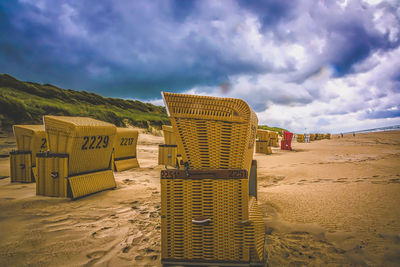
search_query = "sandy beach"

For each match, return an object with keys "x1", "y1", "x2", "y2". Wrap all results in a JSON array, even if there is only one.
[{"x1": 0, "y1": 130, "x2": 399, "y2": 266}]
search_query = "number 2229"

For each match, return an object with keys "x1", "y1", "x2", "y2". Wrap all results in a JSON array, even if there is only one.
[{"x1": 81, "y1": 136, "x2": 109, "y2": 150}]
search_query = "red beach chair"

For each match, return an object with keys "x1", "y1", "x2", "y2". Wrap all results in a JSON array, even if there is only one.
[{"x1": 281, "y1": 130, "x2": 293, "y2": 150}]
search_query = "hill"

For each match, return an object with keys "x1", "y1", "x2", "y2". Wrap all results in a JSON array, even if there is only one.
[
  {"x1": 258, "y1": 125, "x2": 287, "y2": 136},
  {"x1": 0, "y1": 74, "x2": 169, "y2": 130}
]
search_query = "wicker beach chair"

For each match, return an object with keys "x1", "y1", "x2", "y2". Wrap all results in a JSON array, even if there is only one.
[
  {"x1": 113, "y1": 127, "x2": 139, "y2": 171},
  {"x1": 161, "y1": 92, "x2": 265, "y2": 266},
  {"x1": 297, "y1": 134, "x2": 304, "y2": 143},
  {"x1": 10, "y1": 125, "x2": 48, "y2": 183},
  {"x1": 281, "y1": 130, "x2": 293, "y2": 150},
  {"x1": 256, "y1": 129, "x2": 272, "y2": 155},
  {"x1": 36, "y1": 116, "x2": 116, "y2": 199}
]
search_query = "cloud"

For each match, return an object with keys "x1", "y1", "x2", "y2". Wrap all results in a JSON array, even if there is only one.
[{"x1": 1, "y1": 0, "x2": 400, "y2": 132}]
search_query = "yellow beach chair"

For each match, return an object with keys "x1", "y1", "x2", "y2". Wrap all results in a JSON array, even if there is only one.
[
  {"x1": 36, "y1": 116, "x2": 116, "y2": 199},
  {"x1": 10, "y1": 125, "x2": 48, "y2": 182},
  {"x1": 113, "y1": 127, "x2": 139, "y2": 171},
  {"x1": 161, "y1": 92, "x2": 265, "y2": 266}
]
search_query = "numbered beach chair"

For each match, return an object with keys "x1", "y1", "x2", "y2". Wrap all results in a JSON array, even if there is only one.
[
  {"x1": 10, "y1": 125, "x2": 48, "y2": 183},
  {"x1": 113, "y1": 128, "x2": 139, "y2": 171},
  {"x1": 281, "y1": 130, "x2": 293, "y2": 150},
  {"x1": 161, "y1": 92, "x2": 265, "y2": 266},
  {"x1": 256, "y1": 129, "x2": 272, "y2": 155},
  {"x1": 36, "y1": 116, "x2": 117, "y2": 199}
]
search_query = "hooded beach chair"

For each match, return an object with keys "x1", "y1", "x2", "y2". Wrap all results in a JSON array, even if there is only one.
[
  {"x1": 161, "y1": 92, "x2": 265, "y2": 266},
  {"x1": 297, "y1": 134, "x2": 304, "y2": 143},
  {"x1": 10, "y1": 125, "x2": 48, "y2": 182},
  {"x1": 310, "y1": 134, "x2": 315, "y2": 141},
  {"x1": 281, "y1": 130, "x2": 293, "y2": 150},
  {"x1": 304, "y1": 134, "x2": 310, "y2": 143},
  {"x1": 113, "y1": 127, "x2": 139, "y2": 171},
  {"x1": 36, "y1": 116, "x2": 117, "y2": 199},
  {"x1": 256, "y1": 129, "x2": 272, "y2": 155},
  {"x1": 269, "y1": 131, "x2": 279, "y2": 147}
]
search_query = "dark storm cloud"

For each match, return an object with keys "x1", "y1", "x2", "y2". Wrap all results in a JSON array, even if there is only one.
[
  {"x1": 0, "y1": 0, "x2": 399, "y2": 119},
  {"x1": 237, "y1": 0, "x2": 296, "y2": 28},
  {"x1": 0, "y1": 0, "x2": 269, "y2": 98}
]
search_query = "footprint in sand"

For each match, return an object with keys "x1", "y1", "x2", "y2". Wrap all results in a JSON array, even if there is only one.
[
  {"x1": 91, "y1": 226, "x2": 113, "y2": 238},
  {"x1": 86, "y1": 250, "x2": 107, "y2": 259}
]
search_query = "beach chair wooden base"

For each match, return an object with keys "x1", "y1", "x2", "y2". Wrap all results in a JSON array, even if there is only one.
[
  {"x1": 162, "y1": 259, "x2": 265, "y2": 266},
  {"x1": 10, "y1": 151, "x2": 34, "y2": 183}
]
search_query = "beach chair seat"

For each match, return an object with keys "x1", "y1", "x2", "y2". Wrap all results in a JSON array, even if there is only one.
[
  {"x1": 161, "y1": 92, "x2": 265, "y2": 266},
  {"x1": 10, "y1": 125, "x2": 48, "y2": 183},
  {"x1": 36, "y1": 116, "x2": 116, "y2": 199},
  {"x1": 113, "y1": 127, "x2": 139, "y2": 171}
]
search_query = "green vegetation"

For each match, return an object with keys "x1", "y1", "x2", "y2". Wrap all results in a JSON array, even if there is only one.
[
  {"x1": 0, "y1": 74, "x2": 170, "y2": 130},
  {"x1": 258, "y1": 125, "x2": 288, "y2": 136}
]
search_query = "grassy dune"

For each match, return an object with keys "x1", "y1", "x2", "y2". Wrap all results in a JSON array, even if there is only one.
[
  {"x1": 0, "y1": 74, "x2": 169, "y2": 130},
  {"x1": 258, "y1": 125, "x2": 287, "y2": 135}
]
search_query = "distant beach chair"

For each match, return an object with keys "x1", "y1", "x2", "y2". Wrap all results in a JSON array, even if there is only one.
[
  {"x1": 113, "y1": 127, "x2": 139, "y2": 171},
  {"x1": 297, "y1": 134, "x2": 304, "y2": 143},
  {"x1": 10, "y1": 125, "x2": 48, "y2": 183},
  {"x1": 310, "y1": 134, "x2": 315, "y2": 141},
  {"x1": 256, "y1": 129, "x2": 272, "y2": 155},
  {"x1": 304, "y1": 134, "x2": 310, "y2": 143},
  {"x1": 36, "y1": 116, "x2": 116, "y2": 199},
  {"x1": 325, "y1": 133, "x2": 331, "y2": 139},
  {"x1": 161, "y1": 92, "x2": 265, "y2": 266},
  {"x1": 281, "y1": 130, "x2": 293, "y2": 150},
  {"x1": 269, "y1": 131, "x2": 279, "y2": 147}
]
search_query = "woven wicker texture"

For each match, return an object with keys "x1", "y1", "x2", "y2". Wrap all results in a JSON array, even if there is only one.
[
  {"x1": 256, "y1": 129, "x2": 270, "y2": 142},
  {"x1": 113, "y1": 128, "x2": 139, "y2": 171},
  {"x1": 162, "y1": 92, "x2": 258, "y2": 173},
  {"x1": 13, "y1": 125, "x2": 47, "y2": 164},
  {"x1": 255, "y1": 141, "x2": 271, "y2": 155},
  {"x1": 68, "y1": 170, "x2": 116, "y2": 199},
  {"x1": 246, "y1": 196, "x2": 265, "y2": 263},
  {"x1": 43, "y1": 116, "x2": 116, "y2": 175},
  {"x1": 161, "y1": 177, "x2": 249, "y2": 262},
  {"x1": 10, "y1": 152, "x2": 32, "y2": 182},
  {"x1": 269, "y1": 131, "x2": 279, "y2": 147},
  {"x1": 162, "y1": 125, "x2": 177, "y2": 145},
  {"x1": 36, "y1": 155, "x2": 68, "y2": 197}
]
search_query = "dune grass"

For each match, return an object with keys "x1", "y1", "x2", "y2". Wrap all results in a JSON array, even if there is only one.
[{"x1": 0, "y1": 74, "x2": 169, "y2": 130}]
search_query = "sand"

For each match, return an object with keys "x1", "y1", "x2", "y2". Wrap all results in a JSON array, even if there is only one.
[{"x1": 0, "y1": 130, "x2": 399, "y2": 266}]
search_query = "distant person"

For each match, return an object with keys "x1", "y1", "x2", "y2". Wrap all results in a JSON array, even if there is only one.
[
  {"x1": 353, "y1": 132, "x2": 355, "y2": 137},
  {"x1": 341, "y1": 133, "x2": 343, "y2": 138}
]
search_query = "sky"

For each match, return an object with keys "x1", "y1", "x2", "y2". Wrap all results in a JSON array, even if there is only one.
[{"x1": 1, "y1": 0, "x2": 399, "y2": 133}]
